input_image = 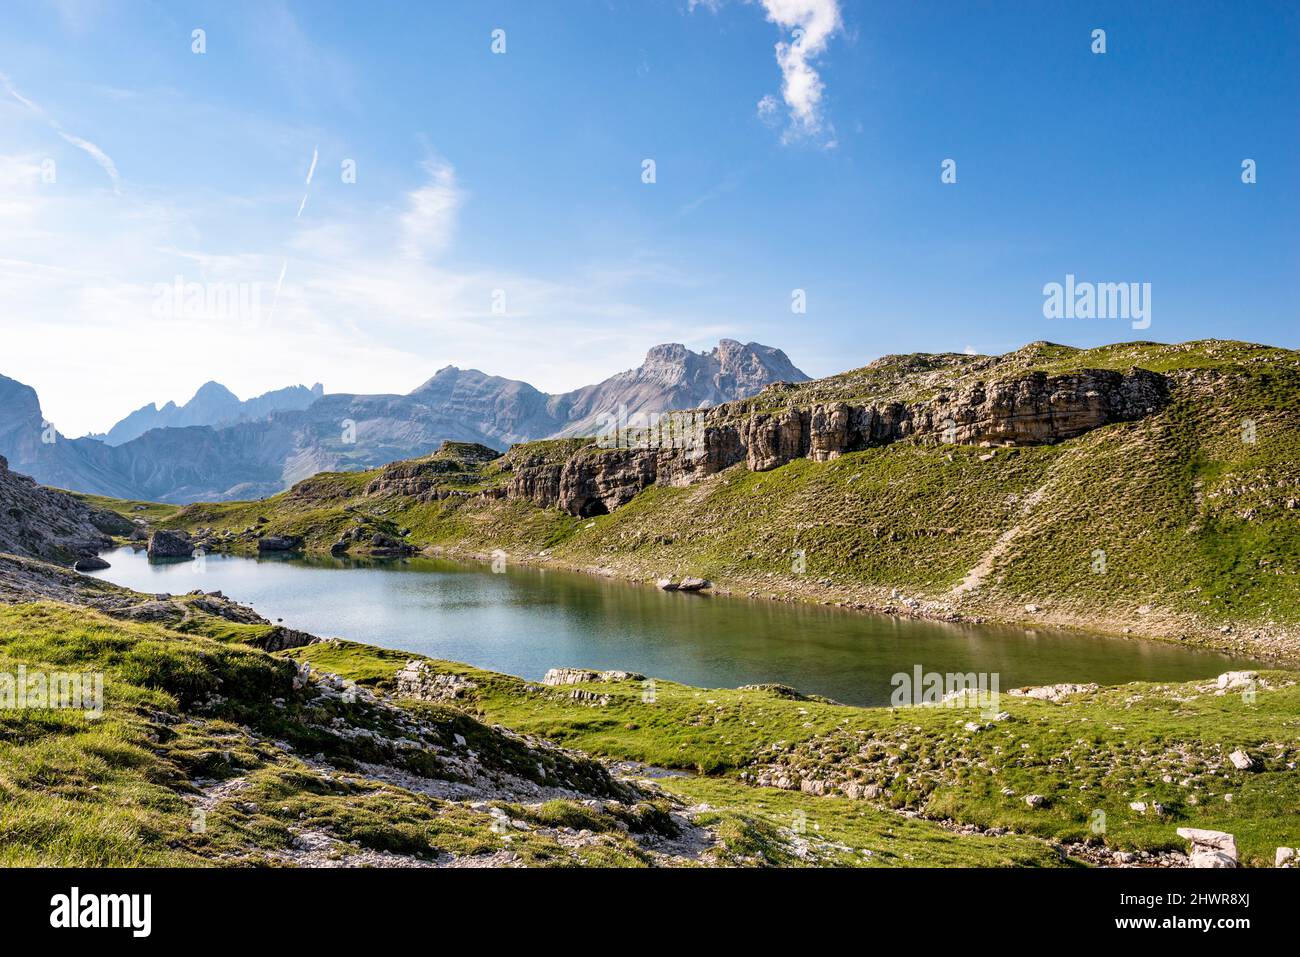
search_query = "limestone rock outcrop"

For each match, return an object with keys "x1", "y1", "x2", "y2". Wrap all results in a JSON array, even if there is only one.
[
  {"x1": 1176, "y1": 828, "x2": 1238, "y2": 868},
  {"x1": 499, "y1": 367, "x2": 1170, "y2": 517},
  {"x1": 396, "y1": 660, "x2": 479, "y2": 701},
  {"x1": 542, "y1": 668, "x2": 645, "y2": 685}
]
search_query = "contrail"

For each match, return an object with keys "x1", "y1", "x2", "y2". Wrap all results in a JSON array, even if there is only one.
[
  {"x1": 296, "y1": 145, "x2": 318, "y2": 217},
  {"x1": 266, "y1": 258, "x2": 288, "y2": 325},
  {"x1": 280, "y1": 145, "x2": 318, "y2": 321},
  {"x1": 0, "y1": 69, "x2": 122, "y2": 194}
]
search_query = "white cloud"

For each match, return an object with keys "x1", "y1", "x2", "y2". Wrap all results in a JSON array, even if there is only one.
[
  {"x1": 694, "y1": 1, "x2": 842, "y2": 143},
  {"x1": 759, "y1": 0, "x2": 842, "y2": 140}
]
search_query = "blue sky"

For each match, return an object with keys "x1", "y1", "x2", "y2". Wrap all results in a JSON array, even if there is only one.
[{"x1": 1, "y1": 0, "x2": 1296, "y2": 437}]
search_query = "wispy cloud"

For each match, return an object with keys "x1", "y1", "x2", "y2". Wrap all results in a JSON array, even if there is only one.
[
  {"x1": 0, "y1": 70, "x2": 122, "y2": 193},
  {"x1": 676, "y1": 175, "x2": 743, "y2": 218},
  {"x1": 400, "y1": 158, "x2": 463, "y2": 260},
  {"x1": 0, "y1": 145, "x2": 724, "y2": 436}
]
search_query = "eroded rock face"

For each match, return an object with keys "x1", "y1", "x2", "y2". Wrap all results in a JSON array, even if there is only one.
[
  {"x1": 506, "y1": 451, "x2": 567, "y2": 509},
  {"x1": 918, "y1": 369, "x2": 1169, "y2": 448},
  {"x1": 734, "y1": 368, "x2": 1169, "y2": 473},
  {"x1": 743, "y1": 408, "x2": 807, "y2": 472},
  {"x1": 558, "y1": 447, "x2": 659, "y2": 517},
  {"x1": 503, "y1": 368, "x2": 1170, "y2": 516},
  {"x1": 542, "y1": 668, "x2": 645, "y2": 685},
  {"x1": 0, "y1": 455, "x2": 113, "y2": 563},
  {"x1": 808, "y1": 403, "x2": 851, "y2": 462}
]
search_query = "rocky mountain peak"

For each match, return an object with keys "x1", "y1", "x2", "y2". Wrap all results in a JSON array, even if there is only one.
[
  {"x1": 193, "y1": 381, "x2": 240, "y2": 401},
  {"x1": 0, "y1": 337, "x2": 808, "y2": 502},
  {"x1": 643, "y1": 342, "x2": 691, "y2": 364},
  {"x1": 95, "y1": 379, "x2": 328, "y2": 446}
]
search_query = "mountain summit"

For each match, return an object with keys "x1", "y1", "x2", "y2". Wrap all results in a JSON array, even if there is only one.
[
  {"x1": 0, "y1": 340, "x2": 805, "y2": 502},
  {"x1": 553, "y1": 340, "x2": 808, "y2": 437}
]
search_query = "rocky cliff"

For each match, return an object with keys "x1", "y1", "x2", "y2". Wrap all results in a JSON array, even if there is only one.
[
  {"x1": 492, "y1": 367, "x2": 1170, "y2": 517},
  {"x1": 0, "y1": 454, "x2": 116, "y2": 562}
]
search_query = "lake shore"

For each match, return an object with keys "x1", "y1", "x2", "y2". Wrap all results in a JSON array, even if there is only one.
[
  {"x1": 412, "y1": 540, "x2": 1300, "y2": 665},
  {"x1": 86, "y1": 543, "x2": 1275, "y2": 709}
]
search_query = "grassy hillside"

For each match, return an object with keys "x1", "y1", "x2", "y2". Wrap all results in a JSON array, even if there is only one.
[
  {"x1": 135, "y1": 340, "x2": 1299, "y2": 659},
  {"x1": 3, "y1": 587, "x2": 1294, "y2": 867},
  {"x1": 290, "y1": 638, "x2": 1300, "y2": 867},
  {"x1": 0, "y1": 594, "x2": 1071, "y2": 867}
]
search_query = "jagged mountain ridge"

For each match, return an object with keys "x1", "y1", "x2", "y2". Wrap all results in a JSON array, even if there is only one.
[
  {"x1": 93, "y1": 380, "x2": 325, "y2": 446},
  {"x1": 0, "y1": 340, "x2": 806, "y2": 503},
  {"x1": 551, "y1": 340, "x2": 808, "y2": 437}
]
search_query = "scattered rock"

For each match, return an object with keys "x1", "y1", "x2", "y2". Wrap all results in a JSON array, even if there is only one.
[
  {"x1": 73, "y1": 556, "x2": 110, "y2": 571},
  {"x1": 1216, "y1": 671, "x2": 1258, "y2": 692},
  {"x1": 1176, "y1": 827, "x2": 1238, "y2": 868},
  {"x1": 147, "y1": 529, "x2": 194, "y2": 559},
  {"x1": 544, "y1": 668, "x2": 601, "y2": 686},
  {"x1": 1008, "y1": 682, "x2": 1098, "y2": 702},
  {"x1": 542, "y1": 667, "x2": 645, "y2": 686},
  {"x1": 676, "y1": 577, "x2": 712, "y2": 592},
  {"x1": 1227, "y1": 749, "x2": 1254, "y2": 771},
  {"x1": 1025, "y1": 794, "x2": 1046, "y2": 808},
  {"x1": 257, "y1": 535, "x2": 303, "y2": 552}
]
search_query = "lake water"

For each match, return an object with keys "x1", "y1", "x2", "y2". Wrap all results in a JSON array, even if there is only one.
[{"x1": 86, "y1": 545, "x2": 1267, "y2": 707}]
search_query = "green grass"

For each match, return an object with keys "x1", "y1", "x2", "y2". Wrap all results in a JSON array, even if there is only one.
[
  {"x1": 69, "y1": 492, "x2": 183, "y2": 525},
  {"x1": 664, "y1": 776, "x2": 1066, "y2": 867},
  {"x1": 4, "y1": 587, "x2": 1296, "y2": 867},
  {"x1": 0, "y1": 600, "x2": 639, "y2": 866},
  {"x1": 0, "y1": 595, "x2": 1085, "y2": 867},
  {"x1": 287, "y1": 639, "x2": 1300, "y2": 866}
]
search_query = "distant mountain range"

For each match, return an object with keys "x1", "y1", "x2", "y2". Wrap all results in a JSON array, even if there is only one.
[
  {"x1": 0, "y1": 340, "x2": 806, "y2": 503},
  {"x1": 90, "y1": 381, "x2": 325, "y2": 445}
]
